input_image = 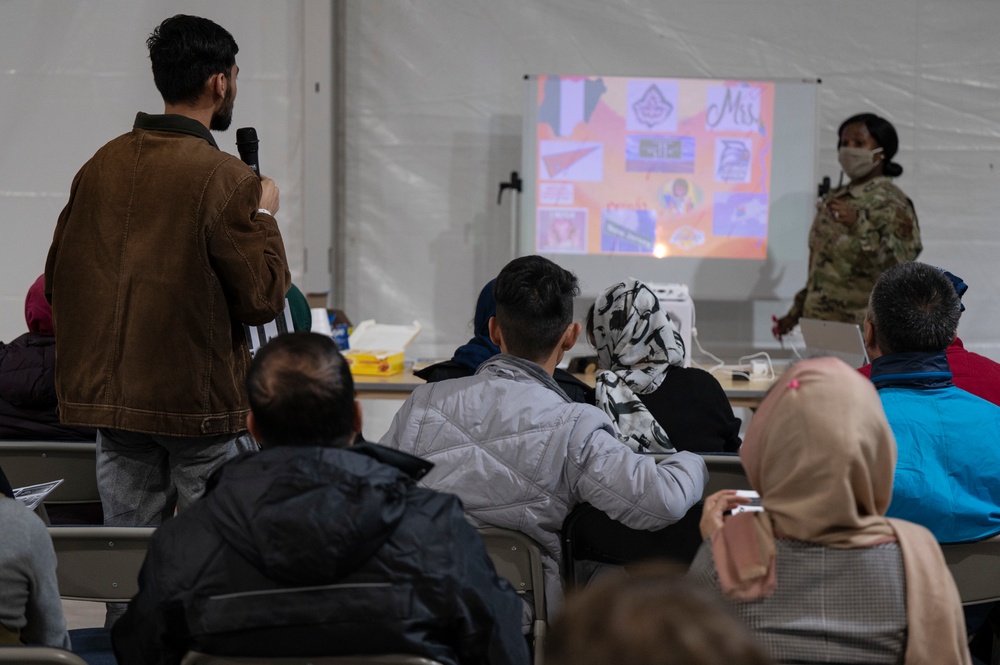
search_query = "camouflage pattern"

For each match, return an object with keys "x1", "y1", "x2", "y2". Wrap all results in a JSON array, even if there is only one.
[{"x1": 786, "y1": 176, "x2": 921, "y2": 326}]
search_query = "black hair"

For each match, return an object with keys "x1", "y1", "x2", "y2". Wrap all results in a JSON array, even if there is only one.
[
  {"x1": 584, "y1": 303, "x2": 597, "y2": 348},
  {"x1": 867, "y1": 262, "x2": 960, "y2": 356},
  {"x1": 246, "y1": 332, "x2": 356, "y2": 448},
  {"x1": 493, "y1": 255, "x2": 579, "y2": 363},
  {"x1": 838, "y1": 113, "x2": 903, "y2": 177},
  {"x1": 147, "y1": 14, "x2": 238, "y2": 105}
]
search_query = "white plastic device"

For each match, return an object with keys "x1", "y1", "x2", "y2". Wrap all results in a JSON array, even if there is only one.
[
  {"x1": 646, "y1": 282, "x2": 692, "y2": 367},
  {"x1": 649, "y1": 283, "x2": 690, "y2": 301}
]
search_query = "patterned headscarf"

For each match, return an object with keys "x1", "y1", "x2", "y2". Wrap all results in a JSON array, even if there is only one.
[{"x1": 592, "y1": 279, "x2": 685, "y2": 453}]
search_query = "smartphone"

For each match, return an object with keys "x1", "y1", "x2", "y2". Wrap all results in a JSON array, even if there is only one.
[{"x1": 729, "y1": 489, "x2": 764, "y2": 514}]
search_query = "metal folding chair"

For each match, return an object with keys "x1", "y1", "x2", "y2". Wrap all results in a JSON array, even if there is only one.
[
  {"x1": 181, "y1": 654, "x2": 444, "y2": 665},
  {"x1": 478, "y1": 527, "x2": 547, "y2": 665},
  {"x1": 48, "y1": 526, "x2": 155, "y2": 602},
  {"x1": 0, "y1": 647, "x2": 88, "y2": 664}
]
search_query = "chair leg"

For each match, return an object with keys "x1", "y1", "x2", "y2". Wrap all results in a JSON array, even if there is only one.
[
  {"x1": 533, "y1": 619, "x2": 546, "y2": 665},
  {"x1": 988, "y1": 604, "x2": 1000, "y2": 665}
]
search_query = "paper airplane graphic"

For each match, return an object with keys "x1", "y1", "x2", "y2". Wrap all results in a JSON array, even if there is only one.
[{"x1": 543, "y1": 145, "x2": 600, "y2": 178}]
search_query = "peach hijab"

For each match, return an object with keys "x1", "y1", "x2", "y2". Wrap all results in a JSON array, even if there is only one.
[{"x1": 711, "y1": 357, "x2": 970, "y2": 665}]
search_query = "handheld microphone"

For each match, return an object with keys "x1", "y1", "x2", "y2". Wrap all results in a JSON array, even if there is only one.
[{"x1": 235, "y1": 127, "x2": 260, "y2": 177}]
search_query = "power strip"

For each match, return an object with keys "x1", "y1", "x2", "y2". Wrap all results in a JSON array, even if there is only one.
[{"x1": 722, "y1": 355, "x2": 775, "y2": 382}]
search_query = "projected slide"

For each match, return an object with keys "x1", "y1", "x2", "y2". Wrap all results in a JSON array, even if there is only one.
[{"x1": 534, "y1": 75, "x2": 775, "y2": 259}]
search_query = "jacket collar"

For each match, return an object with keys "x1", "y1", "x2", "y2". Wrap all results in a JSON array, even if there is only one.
[
  {"x1": 205, "y1": 441, "x2": 433, "y2": 495},
  {"x1": 846, "y1": 175, "x2": 891, "y2": 198},
  {"x1": 347, "y1": 442, "x2": 433, "y2": 481},
  {"x1": 869, "y1": 350, "x2": 953, "y2": 390},
  {"x1": 479, "y1": 353, "x2": 572, "y2": 402},
  {"x1": 133, "y1": 112, "x2": 219, "y2": 149}
]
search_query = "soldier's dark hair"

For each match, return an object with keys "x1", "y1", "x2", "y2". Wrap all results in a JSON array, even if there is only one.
[
  {"x1": 838, "y1": 113, "x2": 903, "y2": 178},
  {"x1": 494, "y1": 256, "x2": 579, "y2": 363},
  {"x1": 867, "y1": 262, "x2": 960, "y2": 356},
  {"x1": 147, "y1": 15, "x2": 238, "y2": 105},
  {"x1": 246, "y1": 332, "x2": 356, "y2": 448}
]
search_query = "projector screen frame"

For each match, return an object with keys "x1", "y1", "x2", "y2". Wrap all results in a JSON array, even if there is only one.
[{"x1": 518, "y1": 74, "x2": 821, "y2": 301}]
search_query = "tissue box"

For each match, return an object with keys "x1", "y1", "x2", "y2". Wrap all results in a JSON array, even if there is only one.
[{"x1": 343, "y1": 320, "x2": 421, "y2": 376}]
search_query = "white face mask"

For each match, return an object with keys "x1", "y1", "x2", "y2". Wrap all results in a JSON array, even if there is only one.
[{"x1": 838, "y1": 146, "x2": 883, "y2": 180}]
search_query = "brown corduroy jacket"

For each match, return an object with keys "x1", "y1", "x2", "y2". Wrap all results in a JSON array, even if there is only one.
[{"x1": 44, "y1": 113, "x2": 289, "y2": 437}]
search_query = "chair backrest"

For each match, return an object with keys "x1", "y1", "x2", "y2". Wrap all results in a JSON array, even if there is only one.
[
  {"x1": 701, "y1": 454, "x2": 753, "y2": 496},
  {"x1": 650, "y1": 453, "x2": 752, "y2": 497},
  {"x1": 0, "y1": 441, "x2": 98, "y2": 504},
  {"x1": 941, "y1": 534, "x2": 1000, "y2": 605},
  {"x1": 182, "y1": 653, "x2": 444, "y2": 665},
  {"x1": 48, "y1": 526, "x2": 155, "y2": 602},
  {"x1": 477, "y1": 527, "x2": 547, "y2": 664},
  {"x1": 0, "y1": 647, "x2": 88, "y2": 664}
]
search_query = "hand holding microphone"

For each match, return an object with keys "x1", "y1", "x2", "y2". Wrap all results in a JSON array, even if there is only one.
[{"x1": 236, "y1": 127, "x2": 280, "y2": 216}]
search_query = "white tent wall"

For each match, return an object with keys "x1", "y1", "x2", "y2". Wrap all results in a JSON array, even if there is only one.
[
  {"x1": 0, "y1": 1, "x2": 309, "y2": 341},
  {"x1": 3, "y1": 1, "x2": 1000, "y2": 364},
  {"x1": 345, "y1": 1, "x2": 1000, "y2": 361}
]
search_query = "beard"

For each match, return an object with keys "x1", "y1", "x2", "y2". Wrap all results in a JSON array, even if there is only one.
[{"x1": 210, "y1": 86, "x2": 235, "y2": 131}]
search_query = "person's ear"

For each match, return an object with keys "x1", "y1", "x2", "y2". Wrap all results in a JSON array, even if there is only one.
[
  {"x1": 488, "y1": 316, "x2": 503, "y2": 348},
  {"x1": 209, "y1": 71, "x2": 227, "y2": 101},
  {"x1": 246, "y1": 412, "x2": 265, "y2": 448},
  {"x1": 863, "y1": 318, "x2": 877, "y2": 355},
  {"x1": 563, "y1": 322, "x2": 581, "y2": 350}
]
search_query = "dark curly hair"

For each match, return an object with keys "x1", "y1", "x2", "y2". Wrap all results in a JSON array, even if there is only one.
[{"x1": 494, "y1": 256, "x2": 579, "y2": 363}]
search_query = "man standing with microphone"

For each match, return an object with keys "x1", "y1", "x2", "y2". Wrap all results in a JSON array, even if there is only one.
[{"x1": 44, "y1": 13, "x2": 289, "y2": 621}]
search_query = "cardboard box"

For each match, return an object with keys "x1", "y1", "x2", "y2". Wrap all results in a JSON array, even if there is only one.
[
  {"x1": 310, "y1": 307, "x2": 354, "y2": 351},
  {"x1": 344, "y1": 320, "x2": 421, "y2": 376},
  {"x1": 343, "y1": 349, "x2": 406, "y2": 376}
]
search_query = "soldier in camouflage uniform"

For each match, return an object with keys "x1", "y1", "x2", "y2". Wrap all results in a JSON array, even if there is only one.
[{"x1": 776, "y1": 113, "x2": 920, "y2": 334}]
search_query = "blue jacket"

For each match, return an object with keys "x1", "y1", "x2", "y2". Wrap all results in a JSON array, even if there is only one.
[{"x1": 872, "y1": 351, "x2": 1000, "y2": 543}]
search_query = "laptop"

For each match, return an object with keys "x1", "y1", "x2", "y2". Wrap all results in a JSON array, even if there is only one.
[{"x1": 798, "y1": 317, "x2": 870, "y2": 368}]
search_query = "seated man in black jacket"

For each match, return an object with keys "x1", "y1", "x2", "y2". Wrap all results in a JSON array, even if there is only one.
[{"x1": 112, "y1": 332, "x2": 528, "y2": 665}]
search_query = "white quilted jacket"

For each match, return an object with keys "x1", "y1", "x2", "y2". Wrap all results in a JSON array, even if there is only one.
[{"x1": 380, "y1": 354, "x2": 708, "y2": 610}]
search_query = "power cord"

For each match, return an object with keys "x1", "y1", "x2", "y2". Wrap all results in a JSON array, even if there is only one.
[
  {"x1": 690, "y1": 326, "x2": 726, "y2": 374},
  {"x1": 688, "y1": 299, "x2": 776, "y2": 381}
]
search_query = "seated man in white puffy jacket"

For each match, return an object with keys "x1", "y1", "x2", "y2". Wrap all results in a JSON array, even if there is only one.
[{"x1": 380, "y1": 255, "x2": 708, "y2": 612}]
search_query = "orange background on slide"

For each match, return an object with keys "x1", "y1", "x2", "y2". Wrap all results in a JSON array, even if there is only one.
[{"x1": 537, "y1": 76, "x2": 775, "y2": 259}]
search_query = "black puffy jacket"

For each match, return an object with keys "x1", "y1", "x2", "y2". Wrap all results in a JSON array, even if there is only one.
[
  {"x1": 0, "y1": 333, "x2": 95, "y2": 440},
  {"x1": 112, "y1": 443, "x2": 528, "y2": 665}
]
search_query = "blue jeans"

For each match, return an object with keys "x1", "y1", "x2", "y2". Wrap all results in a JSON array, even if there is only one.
[{"x1": 96, "y1": 428, "x2": 257, "y2": 527}]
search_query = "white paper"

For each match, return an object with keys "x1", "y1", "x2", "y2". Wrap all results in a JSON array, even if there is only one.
[
  {"x1": 310, "y1": 307, "x2": 333, "y2": 335},
  {"x1": 13, "y1": 479, "x2": 64, "y2": 512}
]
